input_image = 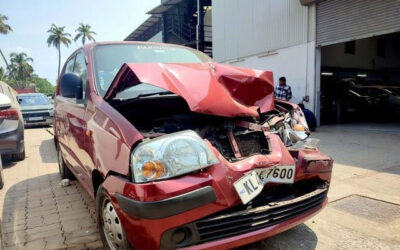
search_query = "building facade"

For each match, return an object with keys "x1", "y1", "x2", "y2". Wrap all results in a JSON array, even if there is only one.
[{"x1": 127, "y1": 0, "x2": 400, "y2": 124}]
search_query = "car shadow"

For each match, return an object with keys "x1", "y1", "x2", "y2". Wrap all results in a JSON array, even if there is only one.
[
  {"x1": 1, "y1": 157, "x2": 18, "y2": 169},
  {"x1": 238, "y1": 223, "x2": 318, "y2": 250},
  {"x1": 39, "y1": 138, "x2": 57, "y2": 163},
  {"x1": 24, "y1": 124, "x2": 52, "y2": 129}
]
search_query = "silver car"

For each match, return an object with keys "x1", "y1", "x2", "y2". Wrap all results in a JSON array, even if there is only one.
[{"x1": 17, "y1": 93, "x2": 54, "y2": 126}]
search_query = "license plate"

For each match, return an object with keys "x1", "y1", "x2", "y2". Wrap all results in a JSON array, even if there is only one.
[
  {"x1": 234, "y1": 165, "x2": 296, "y2": 204},
  {"x1": 256, "y1": 165, "x2": 296, "y2": 184},
  {"x1": 233, "y1": 171, "x2": 263, "y2": 204},
  {"x1": 29, "y1": 116, "x2": 43, "y2": 121}
]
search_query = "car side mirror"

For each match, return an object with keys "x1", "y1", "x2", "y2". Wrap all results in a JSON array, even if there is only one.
[
  {"x1": 60, "y1": 73, "x2": 83, "y2": 100},
  {"x1": 0, "y1": 93, "x2": 12, "y2": 108}
]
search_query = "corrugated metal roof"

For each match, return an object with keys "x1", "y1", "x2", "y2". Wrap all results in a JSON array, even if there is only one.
[{"x1": 124, "y1": 15, "x2": 161, "y2": 41}]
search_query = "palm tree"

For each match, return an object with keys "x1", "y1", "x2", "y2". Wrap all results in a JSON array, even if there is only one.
[
  {"x1": 74, "y1": 23, "x2": 96, "y2": 45},
  {"x1": 9, "y1": 52, "x2": 33, "y2": 87},
  {"x1": 0, "y1": 14, "x2": 12, "y2": 72},
  {"x1": 47, "y1": 24, "x2": 71, "y2": 79},
  {"x1": 0, "y1": 67, "x2": 4, "y2": 81}
]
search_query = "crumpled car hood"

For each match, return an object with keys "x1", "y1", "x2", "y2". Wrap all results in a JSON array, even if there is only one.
[{"x1": 104, "y1": 62, "x2": 274, "y2": 118}]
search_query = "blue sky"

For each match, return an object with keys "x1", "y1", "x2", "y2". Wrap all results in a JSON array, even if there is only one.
[{"x1": 0, "y1": 0, "x2": 159, "y2": 85}]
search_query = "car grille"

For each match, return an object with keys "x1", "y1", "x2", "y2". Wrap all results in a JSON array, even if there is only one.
[
  {"x1": 194, "y1": 184, "x2": 328, "y2": 244},
  {"x1": 22, "y1": 112, "x2": 50, "y2": 118}
]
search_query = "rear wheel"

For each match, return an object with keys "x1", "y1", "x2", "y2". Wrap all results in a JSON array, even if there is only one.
[
  {"x1": 57, "y1": 146, "x2": 74, "y2": 179},
  {"x1": 12, "y1": 144, "x2": 25, "y2": 161},
  {"x1": 96, "y1": 185, "x2": 132, "y2": 250}
]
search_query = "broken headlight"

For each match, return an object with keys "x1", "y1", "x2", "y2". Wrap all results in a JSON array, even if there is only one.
[
  {"x1": 131, "y1": 130, "x2": 219, "y2": 183},
  {"x1": 290, "y1": 106, "x2": 309, "y2": 133}
]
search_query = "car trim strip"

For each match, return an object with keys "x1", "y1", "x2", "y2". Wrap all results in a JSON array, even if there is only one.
[{"x1": 116, "y1": 186, "x2": 217, "y2": 219}]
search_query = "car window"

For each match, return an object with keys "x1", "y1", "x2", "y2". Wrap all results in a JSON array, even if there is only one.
[
  {"x1": 65, "y1": 56, "x2": 75, "y2": 74},
  {"x1": 18, "y1": 95, "x2": 50, "y2": 106},
  {"x1": 60, "y1": 55, "x2": 76, "y2": 99},
  {"x1": 74, "y1": 52, "x2": 87, "y2": 99}
]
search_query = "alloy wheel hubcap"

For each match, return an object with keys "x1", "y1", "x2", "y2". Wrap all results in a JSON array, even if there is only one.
[{"x1": 102, "y1": 198, "x2": 126, "y2": 250}]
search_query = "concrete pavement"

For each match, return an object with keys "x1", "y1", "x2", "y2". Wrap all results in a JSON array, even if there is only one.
[
  {"x1": 0, "y1": 128, "x2": 101, "y2": 249},
  {"x1": 0, "y1": 125, "x2": 399, "y2": 249}
]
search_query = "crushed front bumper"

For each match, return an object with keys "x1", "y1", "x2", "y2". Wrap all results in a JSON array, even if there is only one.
[{"x1": 103, "y1": 133, "x2": 333, "y2": 250}]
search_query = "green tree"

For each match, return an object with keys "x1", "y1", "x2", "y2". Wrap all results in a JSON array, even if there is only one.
[
  {"x1": 47, "y1": 24, "x2": 71, "y2": 80},
  {"x1": 74, "y1": 23, "x2": 96, "y2": 45},
  {"x1": 0, "y1": 14, "x2": 12, "y2": 72},
  {"x1": 0, "y1": 67, "x2": 4, "y2": 81},
  {"x1": 9, "y1": 52, "x2": 33, "y2": 87},
  {"x1": 30, "y1": 75, "x2": 56, "y2": 95}
]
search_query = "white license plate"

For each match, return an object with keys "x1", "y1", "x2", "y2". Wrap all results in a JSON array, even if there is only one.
[
  {"x1": 234, "y1": 165, "x2": 296, "y2": 204},
  {"x1": 256, "y1": 165, "x2": 296, "y2": 184},
  {"x1": 29, "y1": 116, "x2": 43, "y2": 121},
  {"x1": 233, "y1": 171, "x2": 263, "y2": 204}
]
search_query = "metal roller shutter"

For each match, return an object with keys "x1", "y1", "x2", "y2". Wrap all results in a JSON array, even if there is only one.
[{"x1": 316, "y1": 0, "x2": 400, "y2": 46}]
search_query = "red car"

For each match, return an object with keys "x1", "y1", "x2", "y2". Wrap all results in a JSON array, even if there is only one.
[{"x1": 54, "y1": 42, "x2": 332, "y2": 250}]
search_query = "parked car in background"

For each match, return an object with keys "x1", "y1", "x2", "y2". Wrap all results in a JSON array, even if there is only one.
[
  {"x1": 54, "y1": 42, "x2": 333, "y2": 250},
  {"x1": 0, "y1": 82, "x2": 25, "y2": 162},
  {"x1": 18, "y1": 93, "x2": 54, "y2": 126}
]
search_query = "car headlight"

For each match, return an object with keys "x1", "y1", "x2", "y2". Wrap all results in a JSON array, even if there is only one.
[
  {"x1": 290, "y1": 106, "x2": 309, "y2": 133},
  {"x1": 131, "y1": 130, "x2": 219, "y2": 183}
]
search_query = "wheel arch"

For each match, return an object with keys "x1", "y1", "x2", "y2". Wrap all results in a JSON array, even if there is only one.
[{"x1": 92, "y1": 169, "x2": 104, "y2": 197}]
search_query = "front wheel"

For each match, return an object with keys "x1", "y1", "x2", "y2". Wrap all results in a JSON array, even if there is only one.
[
  {"x1": 96, "y1": 185, "x2": 132, "y2": 250},
  {"x1": 57, "y1": 146, "x2": 74, "y2": 179}
]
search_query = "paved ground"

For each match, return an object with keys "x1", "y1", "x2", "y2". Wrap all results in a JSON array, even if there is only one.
[
  {"x1": 0, "y1": 128, "x2": 101, "y2": 249},
  {"x1": 0, "y1": 125, "x2": 400, "y2": 249}
]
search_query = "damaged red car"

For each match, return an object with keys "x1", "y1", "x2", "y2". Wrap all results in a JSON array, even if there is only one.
[{"x1": 54, "y1": 42, "x2": 333, "y2": 250}]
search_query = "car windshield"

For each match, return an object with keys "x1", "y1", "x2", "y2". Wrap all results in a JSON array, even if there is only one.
[
  {"x1": 93, "y1": 44, "x2": 213, "y2": 96},
  {"x1": 18, "y1": 95, "x2": 50, "y2": 106}
]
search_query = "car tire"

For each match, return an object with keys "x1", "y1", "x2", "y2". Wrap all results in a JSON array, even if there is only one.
[
  {"x1": 96, "y1": 184, "x2": 132, "y2": 250},
  {"x1": 12, "y1": 146, "x2": 25, "y2": 161},
  {"x1": 57, "y1": 146, "x2": 74, "y2": 180}
]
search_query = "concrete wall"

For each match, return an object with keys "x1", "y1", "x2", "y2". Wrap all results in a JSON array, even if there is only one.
[
  {"x1": 212, "y1": 0, "x2": 314, "y2": 62},
  {"x1": 321, "y1": 33, "x2": 400, "y2": 70},
  {"x1": 227, "y1": 41, "x2": 317, "y2": 111},
  {"x1": 212, "y1": 1, "x2": 317, "y2": 112}
]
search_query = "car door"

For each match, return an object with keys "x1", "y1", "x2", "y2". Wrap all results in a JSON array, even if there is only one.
[
  {"x1": 55, "y1": 55, "x2": 75, "y2": 166},
  {"x1": 65, "y1": 51, "x2": 92, "y2": 188}
]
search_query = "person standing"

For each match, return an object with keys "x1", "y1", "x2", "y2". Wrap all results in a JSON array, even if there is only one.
[{"x1": 274, "y1": 76, "x2": 292, "y2": 101}]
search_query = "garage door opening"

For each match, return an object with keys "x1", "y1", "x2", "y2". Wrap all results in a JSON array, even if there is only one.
[{"x1": 319, "y1": 32, "x2": 400, "y2": 124}]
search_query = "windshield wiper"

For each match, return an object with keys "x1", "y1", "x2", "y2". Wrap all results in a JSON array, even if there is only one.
[
  {"x1": 115, "y1": 91, "x2": 176, "y2": 101},
  {"x1": 135, "y1": 91, "x2": 175, "y2": 98}
]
